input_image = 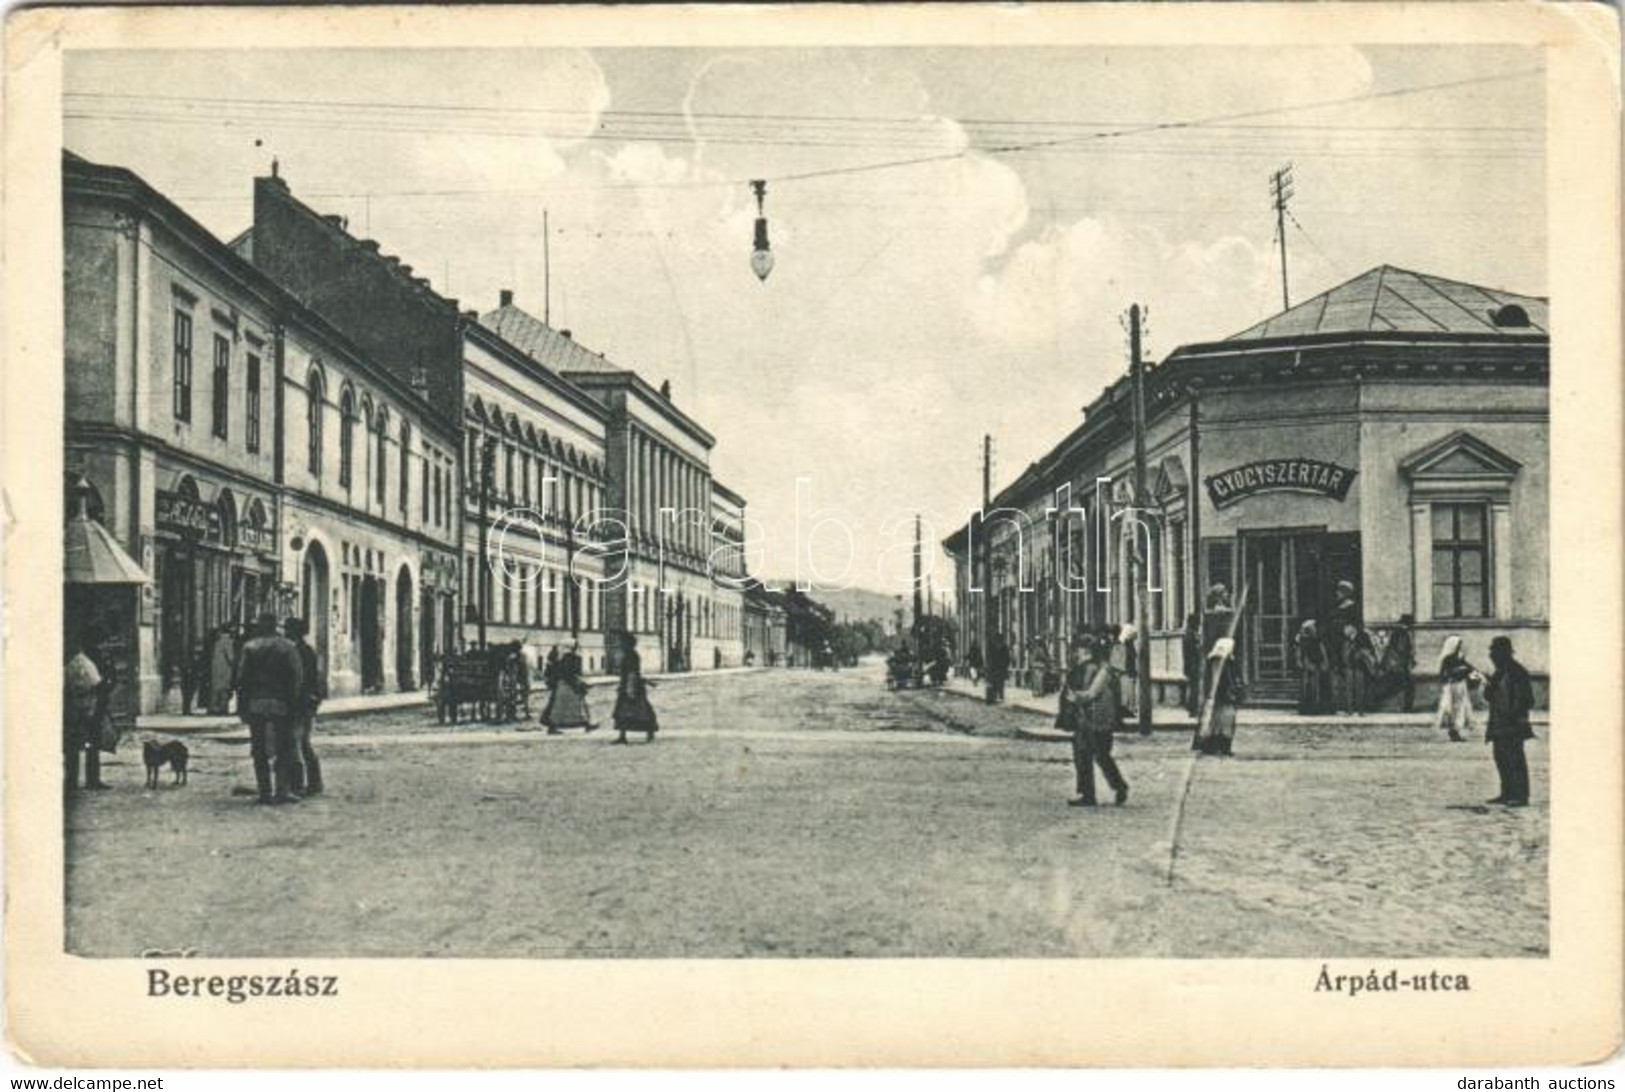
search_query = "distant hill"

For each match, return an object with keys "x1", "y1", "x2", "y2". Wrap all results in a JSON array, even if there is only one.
[{"x1": 764, "y1": 582, "x2": 938, "y2": 628}]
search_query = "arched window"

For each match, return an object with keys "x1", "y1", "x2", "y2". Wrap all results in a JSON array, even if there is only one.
[
  {"x1": 376, "y1": 407, "x2": 390, "y2": 505},
  {"x1": 307, "y1": 368, "x2": 325, "y2": 476},
  {"x1": 339, "y1": 385, "x2": 357, "y2": 488}
]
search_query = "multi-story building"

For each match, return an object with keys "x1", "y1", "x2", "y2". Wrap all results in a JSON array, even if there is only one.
[
  {"x1": 708, "y1": 481, "x2": 750, "y2": 667},
  {"x1": 945, "y1": 266, "x2": 1550, "y2": 708},
  {"x1": 461, "y1": 305, "x2": 613, "y2": 672},
  {"x1": 64, "y1": 151, "x2": 460, "y2": 711},
  {"x1": 479, "y1": 298, "x2": 745, "y2": 673}
]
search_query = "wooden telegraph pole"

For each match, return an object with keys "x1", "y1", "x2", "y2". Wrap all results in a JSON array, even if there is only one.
[{"x1": 1129, "y1": 304, "x2": 1153, "y2": 736}]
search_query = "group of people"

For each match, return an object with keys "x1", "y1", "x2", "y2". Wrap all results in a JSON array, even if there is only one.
[
  {"x1": 1291, "y1": 606, "x2": 1417, "y2": 717},
  {"x1": 536, "y1": 632, "x2": 660, "y2": 744}
]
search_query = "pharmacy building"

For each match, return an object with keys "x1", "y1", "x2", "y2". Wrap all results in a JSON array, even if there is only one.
[{"x1": 946, "y1": 266, "x2": 1549, "y2": 709}]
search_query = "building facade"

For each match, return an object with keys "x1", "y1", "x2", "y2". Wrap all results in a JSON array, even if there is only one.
[
  {"x1": 461, "y1": 309, "x2": 613, "y2": 672},
  {"x1": 946, "y1": 266, "x2": 1549, "y2": 707},
  {"x1": 480, "y1": 300, "x2": 746, "y2": 674},
  {"x1": 64, "y1": 151, "x2": 460, "y2": 711}
]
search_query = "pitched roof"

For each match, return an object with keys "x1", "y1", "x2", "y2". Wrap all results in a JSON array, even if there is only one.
[
  {"x1": 478, "y1": 305, "x2": 625, "y2": 376},
  {"x1": 1227, "y1": 265, "x2": 1548, "y2": 341}
]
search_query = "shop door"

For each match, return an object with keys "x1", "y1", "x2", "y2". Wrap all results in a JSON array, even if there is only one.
[
  {"x1": 395, "y1": 567, "x2": 415, "y2": 691},
  {"x1": 419, "y1": 586, "x2": 436, "y2": 687},
  {"x1": 160, "y1": 548, "x2": 194, "y2": 696},
  {"x1": 1242, "y1": 534, "x2": 1298, "y2": 696}
]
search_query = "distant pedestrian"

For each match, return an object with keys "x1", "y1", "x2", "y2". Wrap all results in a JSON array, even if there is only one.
[
  {"x1": 233, "y1": 613, "x2": 305, "y2": 805},
  {"x1": 966, "y1": 641, "x2": 983, "y2": 684},
  {"x1": 1346, "y1": 625, "x2": 1378, "y2": 716},
  {"x1": 1330, "y1": 580, "x2": 1361, "y2": 714},
  {"x1": 542, "y1": 641, "x2": 595, "y2": 733},
  {"x1": 1063, "y1": 636, "x2": 1129, "y2": 808},
  {"x1": 985, "y1": 632, "x2": 1010, "y2": 704},
  {"x1": 1434, "y1": 635, "x2": 1478, "y2": 743},
  {"x1": 611, "y1": 632, "x2": 659, "y2": 744},
  {"x1": 208, "y1": 624, "x2": 238, "y2": 715},
  {"x1": 283, "y1": 617, "x2": 324, "y2": 796},
  {"x1": 1294, "y1": 619, "x2": 1329, "y2": 716},
  {"x1": 1483, "y1": 636, "x2": 1535, "y2": 807},
  {"x1": 1383, "y1": 614, "x2": 1417, "y2": 712}
]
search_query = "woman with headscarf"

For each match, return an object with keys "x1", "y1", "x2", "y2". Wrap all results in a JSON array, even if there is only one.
[
  {"x1": 1294, "y1": 619, "x2": 1329, "y2": 716},
  {"x1": 612, "y1": 632, "x2": 659, "y2": 744},
  {"x1": 1434, "y1": 634, "x2": 1479, "y2": 743},
  {"x1": 541, "y1": 641, "x2": 595, "y2": 733}
]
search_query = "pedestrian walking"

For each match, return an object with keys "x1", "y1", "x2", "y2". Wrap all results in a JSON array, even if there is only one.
[
  {"x1": 985, "y1": 632, "x2": 1010, "y2": 704},
  {"x1": 1063, "y1": 636, "x2": 1129, "y2": 808},
  {"x1": 283, "y1": 617, "x2": 324, "y2": 796},
  {"x1": 63, "y1": 630, "x2": 110, "y2": 793},
  {"x1": 611, "y1": 632, "x2": 659, "y2": 744},
  {"x1": 1195, "y1": 636, "x2": 1244, "y2": 756},
  {"x1": 1483, "y1": 636, "x2": 1535, "y2": 807},
  {"x1": 1330, "y1": 580, "x2": 1361, "y2": 714},
  {"x1": 966, "y1": 640, "x2": 982, "y2": 685},
  {"x1": 1383, "y1": 614, "x2": 1417, "y2": 712},
  {"x1": 208, "y1": 623, "x2": 238, "y2": 715},
  {"x1": 542, "y1": 641, "x2": 596, "y2": 733},
  {"x1": 1294, "y1": 619, "x2": 1329, "y2": 715},
  {"x1": 1181, "y1": 612, "x2": 1202, "y2": 721},
  {"x1": 233, "y1": 613, "x2": 305, "y2": 805},
  {"x1": 1434, "y1": 634, "x2": 1478, "y2": 743}
]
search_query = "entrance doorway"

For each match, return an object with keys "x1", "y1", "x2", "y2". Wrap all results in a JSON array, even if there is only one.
[
  {"x1": 396, "y1": 566, "x2": 415, "y2": 691},
  {"x1": 1239, "y1": 530, "x2": 1360, "y2": 701},
  {"x1": 359, "y1": 577, "x2": 382, "y2": 692},
  {"x1": 420, "y1": 586, "x2": 436, "y2": 688},
  {"x1": 301, "y1": 541, "x2": 331, "y2": 693}
]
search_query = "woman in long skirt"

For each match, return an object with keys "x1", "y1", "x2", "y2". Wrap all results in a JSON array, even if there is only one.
[
  {"x1": 1294, "y1": 620, "x2": 1329, "y2": 716},
  {"x1": 541, "y1": 642, "x2": 596, "y2": 733},
  {"x1": 1434, "y1": 635, "x2": 1477, "y2": 742},
  {"x1": 612, "y1": 632, "x2": 659, "y2": 744}
]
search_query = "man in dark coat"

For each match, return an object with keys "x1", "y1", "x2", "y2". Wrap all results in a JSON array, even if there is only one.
[
  {"x1": 1385, "y1": 614, "x2": 1417, "y2": 712},
  {"x1": 1484, "y1": 636, "x2": 1535, "y2": 807},
  {"x1": 234, "y1": 613, "x2": 304, "y2": 805},
  {"x1": 1063, "y1": 635, "x2": 1129, "y2": 807},
  {"x1": 283, "y1": 617, "x2": 324, "y2": 796},
  {"x1": 985, "y1": 633, "x2": 1010, "y2": 704}
]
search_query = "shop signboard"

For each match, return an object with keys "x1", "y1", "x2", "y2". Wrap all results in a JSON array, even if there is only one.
[{"x1": 1204, "y1": 458, "x2": 1357, "y2": 510}]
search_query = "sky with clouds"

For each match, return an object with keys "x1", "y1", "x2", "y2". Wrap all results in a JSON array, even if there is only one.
[{"x1": 64, "y1": 44, "x2": 1545, "y2": 595}]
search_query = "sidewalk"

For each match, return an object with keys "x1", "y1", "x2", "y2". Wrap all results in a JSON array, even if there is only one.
[
  {"x1": 136, "y1": 664, "x2": 765, "y2": 735},
  {"x1": 936, "y1": 676, "x2": 1550, "y2": 741}
]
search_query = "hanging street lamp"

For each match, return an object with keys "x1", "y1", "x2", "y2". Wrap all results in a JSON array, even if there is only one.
[{"x1": 749, "y1": 179, "x2": 774, "y2": 282}]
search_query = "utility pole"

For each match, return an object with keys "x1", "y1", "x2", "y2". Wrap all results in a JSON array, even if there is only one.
[
  {"x1": 1129, "y1": 304, "x2": 1153, "y2": 736},
  {"x1": 912, "y1": 514, "x2": 923, "y2": 629},
  {"x1": 1270, "y1": 164, "x2": 1293, "y2": 311},
  {"x1": 543, "y1": 209, "x2": 551, "y2": 327},
  {"x1": 478, "y1": 435, "x2": 495, "y2": 650}
]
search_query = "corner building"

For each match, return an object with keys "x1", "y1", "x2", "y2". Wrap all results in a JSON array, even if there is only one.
[{"x1": 946, "y1": 266, "x2": 1549, "y2": 708}]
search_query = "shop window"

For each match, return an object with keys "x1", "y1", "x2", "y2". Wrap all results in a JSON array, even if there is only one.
[
  {"x1": 1431, "y1": 503, "x2": 1489, "y2": 619},
  {"x1": 1204, "y1": 539, "x2": 1236, "y2": 605},
  {"x1": 244, "y1": 354, "x2": 261, "y2": 453},
  {"x1": 211, "y1": 335, "x2": 230, "y2": 440},
  {"x1": 172, "y1": 311, "x2": 193, "y2": 422}
]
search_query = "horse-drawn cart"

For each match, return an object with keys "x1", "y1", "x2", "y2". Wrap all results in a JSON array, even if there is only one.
[{"x1": 434, "y1": 642, "x2": 530, "y2": 724}]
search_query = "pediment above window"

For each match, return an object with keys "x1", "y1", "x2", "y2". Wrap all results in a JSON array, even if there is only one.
[{"x1": 1400, "y1": 431, "x2": 1521, "y2": 498}]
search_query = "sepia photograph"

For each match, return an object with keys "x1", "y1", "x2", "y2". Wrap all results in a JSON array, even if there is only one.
[{"x1": 6, "y1": 2, "x2": 1621, "y2": 1070}]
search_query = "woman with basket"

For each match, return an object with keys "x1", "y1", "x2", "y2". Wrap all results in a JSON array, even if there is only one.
[{"x1": 1434, "y1": 634, "x2": 1482, "y2": 743}]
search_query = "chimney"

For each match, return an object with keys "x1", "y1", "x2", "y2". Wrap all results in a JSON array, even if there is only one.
[
  {"x1": 560, "y1": 329, "x2": 572, "y2": 340},
  {"x1": 499, "y1": 289, "x2": 514, "y2": 308},
  {"x1": 358, "y1": 239, "x2": 380, "y2": 254},
  {"x1": 323, "y1": 214, "x2": 346, "y2": 232}
]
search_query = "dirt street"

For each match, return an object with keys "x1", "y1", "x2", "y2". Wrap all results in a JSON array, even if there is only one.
[{"x1": 66, "y1": 665, "x2": 1547, "y2": 958}]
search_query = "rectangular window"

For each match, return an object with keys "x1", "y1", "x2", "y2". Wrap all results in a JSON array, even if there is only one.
[
  {"x1": 245, "y1": 354, "x2": 261, "y2": 453},
  {"x1": 422, "y1": 450, "x2": 431, "y2": 522},
  {"x1": 1431, "y1": 503, "x2": 1489, "y2": 619},
  {"x1": 211, "y1": 335, "x2": 231, "y2": 439},
  {"x1": 1204, "y1": 538, "x2": 1235, "y2": 607},
  {"x1": 172, "y1": 312, "x2": 193, "y2": 421}
]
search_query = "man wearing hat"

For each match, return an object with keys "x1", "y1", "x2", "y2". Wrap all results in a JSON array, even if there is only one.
[
  {"x1": 1330, "y1": 579, "x2": 1362, "y2": 714},
  {"x1": 234, "y1": 613, "x2": 304, "y2": 805},
  {"x1": 1061, "y1": 633, "x2": 1129, "y2": 808},
  {"x1": 284, "y1": 617, "x2": 325, "y2": 796},
  {"x1": 1484, "y1": 636, "x2": 1535, "y2": 807}
]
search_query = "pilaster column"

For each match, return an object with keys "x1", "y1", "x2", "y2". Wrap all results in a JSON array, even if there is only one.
[
  {"x1": 1411, "y1": 503, "x2": 1432, "y2": 623},
  {"x1": 1492, "y1": 501, "x2": 1513, "y2": 620}
]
